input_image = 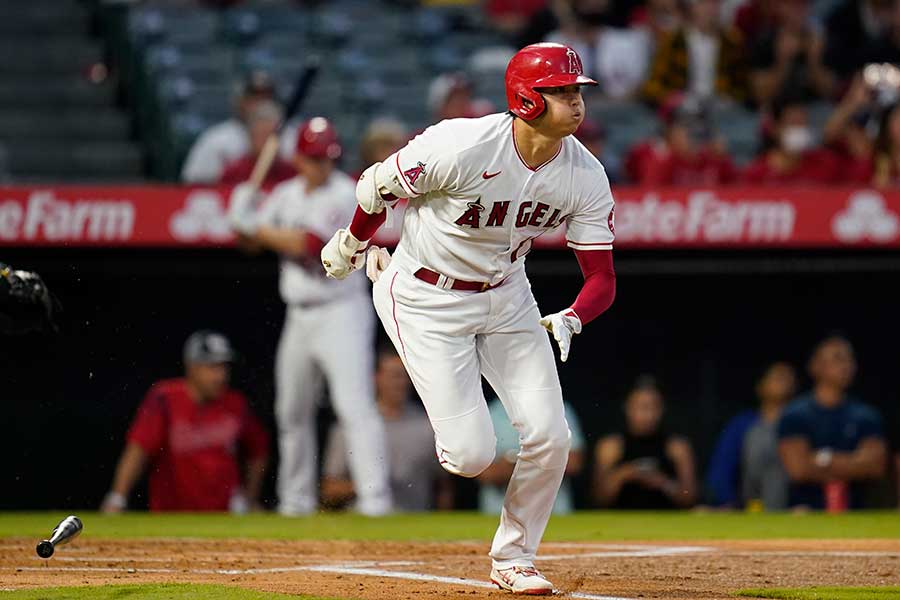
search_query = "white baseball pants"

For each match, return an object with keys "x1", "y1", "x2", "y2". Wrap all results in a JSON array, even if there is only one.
[
  {"x1": 275, "y1": 294, "x2": 392, "y2": 516},
  {"x1": 373, "y1": 250, "x2": 570, "y2": 567}
]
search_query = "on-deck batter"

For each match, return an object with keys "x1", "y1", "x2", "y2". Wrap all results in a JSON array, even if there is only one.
[
  {"x1": 229, "y1": 118, "x2": 392, "y2": 517},
  {"x1": 321, "y1": 44, "x2": 617, "y2": 594}
]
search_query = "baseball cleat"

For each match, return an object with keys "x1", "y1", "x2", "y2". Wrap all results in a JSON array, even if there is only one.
[{"x1": 490, "y1": 565, "x2": 554, "y2": 595}]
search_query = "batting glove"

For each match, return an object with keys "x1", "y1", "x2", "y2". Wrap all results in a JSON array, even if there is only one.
[
  {"x1": 539, "y1": 309, "x2": 582, "y2": 363},
  {"x1": 322, "y1": 228, "x2": 367, "y2": 279},
  {"x1": 365, "y1": 246, "x2": 392, "y2": 282},
  {"x1": 228, "y1": 182, "x2": 262, "y2": 235}
]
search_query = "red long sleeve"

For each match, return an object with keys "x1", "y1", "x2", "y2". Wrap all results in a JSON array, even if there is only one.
[
  {"x1": 569, "y1": 249, "x2": 616, "y2": 325},
  {"x1": 349, "y1": 204, "x2": 387, "y2": 241}
]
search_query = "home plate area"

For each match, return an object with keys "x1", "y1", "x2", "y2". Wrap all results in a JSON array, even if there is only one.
[{"x1": 3, "y1": 539, "x2": 899, "y2": 599}]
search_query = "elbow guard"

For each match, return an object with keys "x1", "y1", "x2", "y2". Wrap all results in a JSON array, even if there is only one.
[{"x1": 356, "y1": 162, "x2": 405, "y2": 215}]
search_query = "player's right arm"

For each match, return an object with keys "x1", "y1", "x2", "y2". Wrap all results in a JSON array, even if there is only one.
[{"x1": 322, "y1": 122, "x2": 460, "y2": 279}]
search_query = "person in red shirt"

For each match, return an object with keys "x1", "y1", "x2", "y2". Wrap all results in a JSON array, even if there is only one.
[
  {"x1": 742, "y1": 95, "x2": 840, "y2": 185},
  {"x1": 625, "y1": 94, "x2": 738, "y2": 186},
  {"x1": 101, "y1": 331, "x2": 269, "y2": 513},
  {"x1": 219, "y1": 100, "x2": 295, "y2": 187}
]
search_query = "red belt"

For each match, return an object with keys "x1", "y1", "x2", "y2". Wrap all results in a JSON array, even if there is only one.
[{"x1": 414, "y1": 267, "x2": 503, "y2": 292}]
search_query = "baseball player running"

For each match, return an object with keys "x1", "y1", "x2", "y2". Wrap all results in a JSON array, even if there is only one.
[
  {"x1": 229, "y1": 118, "x2": 392, "y2": 517},
  {"x1": 321, "y1": 43, "x2": 616, "y2": 594}
]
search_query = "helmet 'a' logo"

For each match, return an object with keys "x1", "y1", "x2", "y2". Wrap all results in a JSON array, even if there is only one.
[
  {"x1": 403, "y1": 161, "x2": 427, "y2": 186},
  {"x1": 567, "y1": 48, "x2": 582, "y2": 75}
]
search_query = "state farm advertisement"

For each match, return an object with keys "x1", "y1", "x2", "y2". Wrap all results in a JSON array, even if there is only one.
[{"x1": 0, "y1": 185, "x2": 898, "y2": 249}]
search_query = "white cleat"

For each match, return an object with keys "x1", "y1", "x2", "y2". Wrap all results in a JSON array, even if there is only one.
[{"x1": 490, "y1": 565, "x2": 554, "y2": 595}]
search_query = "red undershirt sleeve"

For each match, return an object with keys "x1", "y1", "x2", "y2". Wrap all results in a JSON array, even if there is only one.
[
  {"x1": 569, "y1": 249, "x2": 616, "y2": 325},
  {"x1": 348, "y1": 191, "x2": 398, "y2": 241}
]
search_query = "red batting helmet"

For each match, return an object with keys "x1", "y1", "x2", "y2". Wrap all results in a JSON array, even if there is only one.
[
  {"x1": 296, "y1": 117, "x2": 342, "y2": 160},
  {"x1": 505, "y1": 43, "x2": 597, "y2": 121}
]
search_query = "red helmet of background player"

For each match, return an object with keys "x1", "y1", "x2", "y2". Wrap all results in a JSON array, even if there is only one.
[
  {"x1": 296, "y1": 117, "x2": 342, "y2": 160},
  {"x1": 505, "y1": 43, "x2": 597, "y2": 121}
]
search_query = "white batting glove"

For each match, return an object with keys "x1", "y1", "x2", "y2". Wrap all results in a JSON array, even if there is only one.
[
  {"x1": 321, "y1": 228, "x2": 367, "y2": 279},
  {"x1": 365, "y1": 246, "x2": 392, "y2": 282},
  {"x1": 228, "y1": 182, "x2": 262, "y2": 235},
  {"x1": 539, "y1": 309, "x2": 582, "y2": 362}
]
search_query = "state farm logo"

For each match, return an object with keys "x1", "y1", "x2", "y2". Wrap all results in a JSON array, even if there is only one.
[
  {"x1": 169, "y1": 191, "x2": 232, "y2": 242},
  {"x1": 832, "y1": 191, "x2": 900, "y2": 243},
  {"x1": 0, "y1": 190, "x2": 134, "y2": 241},
  {"x1": 616, "y1": 191, "x2": 796, "y2": 243}
]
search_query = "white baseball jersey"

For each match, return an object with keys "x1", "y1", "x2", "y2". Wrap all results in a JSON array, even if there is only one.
[
  {"x1": 386, "y1": 112, "x2": 615, "y2": 285},
  {"x1": 259, "y1": 171, "x2": 365, "y2": 305}
]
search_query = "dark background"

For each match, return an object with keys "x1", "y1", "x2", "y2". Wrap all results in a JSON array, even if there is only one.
[{"x1": 2, "y1": 247, "x2": 899, "y2": 510}]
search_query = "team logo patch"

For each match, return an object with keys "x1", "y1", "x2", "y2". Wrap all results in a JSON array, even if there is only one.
[
  {"x1": 608, "y1": 206, "x2": 615, "y2": 234},
  {"x1": 403, "y1": 161, "x2": 427, "y2": 186},
  {"x1": 567, "y1": 48, "x2": 583, "y2": 75}
]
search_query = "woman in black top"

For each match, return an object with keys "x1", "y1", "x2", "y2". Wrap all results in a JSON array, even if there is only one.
[{"x1": 593, "y1": 377, "x2": 697, "y2": 509}]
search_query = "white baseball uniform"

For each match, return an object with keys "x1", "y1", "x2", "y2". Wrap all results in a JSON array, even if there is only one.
[
  {"x1": 257, "y1": 172, "x2": 392, "y2": 516},
  {"x1": 371, "y1": 112, "x2": 614, "y2": 567}
]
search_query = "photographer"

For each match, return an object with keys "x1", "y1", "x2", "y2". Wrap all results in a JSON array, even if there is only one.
[{"x1": 823, "y1": 64, "x2": 900, "y2": 187}]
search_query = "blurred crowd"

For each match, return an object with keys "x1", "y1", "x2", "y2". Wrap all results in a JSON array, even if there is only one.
[
  {"x1": 178, "y1": 0, "x2": 900, "y2": 188},
  {"x1": 102, "y1": 331, "x2": 898, "y2": 513}
]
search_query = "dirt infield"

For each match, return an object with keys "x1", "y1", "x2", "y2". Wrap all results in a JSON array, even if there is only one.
[{"x1": 1, "y1": 538, "x2": 898, "y2": 599}]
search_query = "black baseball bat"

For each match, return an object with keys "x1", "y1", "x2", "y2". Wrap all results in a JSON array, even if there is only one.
[
  {"x1": 249, "y1": 57, "x2": 322, "y2": 188},
  {"x1": 36, "y1": 515, "x2": 83, "y2": 558}
]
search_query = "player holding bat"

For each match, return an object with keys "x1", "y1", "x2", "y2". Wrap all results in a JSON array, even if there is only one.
[{"x1": 228, "y1": 118, "x2": 393, "y2": 517}]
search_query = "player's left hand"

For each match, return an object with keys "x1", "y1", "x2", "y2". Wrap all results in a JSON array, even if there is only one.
[
  {"x1": 365, "y1": 246, "x2": 392, "y2": 282},
  {"x1": 321, "y1": 228, "x2": 367, "y2": 279},
  {"x1": 539, "y1": 309, "x2": 582, "y2": 362}
]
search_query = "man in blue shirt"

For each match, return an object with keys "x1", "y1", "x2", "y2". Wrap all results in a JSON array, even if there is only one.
[{"x1": 777, "y1": 336, "x2": 887, "y2": 509}]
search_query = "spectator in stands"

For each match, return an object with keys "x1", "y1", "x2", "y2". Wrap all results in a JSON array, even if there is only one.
[
  {"x1": 706, "y1": 361, "x2": 796, "y2": 509},
  {"x1": 823, "y1": 0, "x2": 893, "y2": 82},
  {"x1": 741, "y1": 94, "x2": 840, "y2": 184},
  {"x1": 748, "y1": 0, "x2": 835, "y2": 107},
  {"x1": 741, "y1": 362, "x2": 796, "y2": 510},
  {"x1": 478, "y1": 399, "x2": 585, "y2": 515},
  {"x1": 545, "y1": 0, "x2": 652, "y2": 100},
  {"x1": 219, "y1": 100, "x2": 295, "y2": 187},
  {"x1": 873, "y1": 102, "x2": 900, "y2": 187},
  {"x1": 629, "y1": 0, "x2": 684, "y2": 41},
  {"x1": 625, "y1": 94, "x2": 737, "y2": 185},
  {"x1": 427, "y1": 73, "x2": 493, "y2": 124},
  {"x1": 575, "y1": 117, "x2": 621, "y2": 182},
  {"x1": 821, "y1": 73, "x2": 892, "y2": 185},
  {"x1": 485, "y1": 0, "x2": 550, "y2": 40},
  {"x1": 593, "y1": 376, "x2": 697, "y2": 509},
  {"x1": 101, "y1": 331, "x2": 269, "y2": 513},
  {"x1": 181, "y1": 70, "x2": 278, "y2": 184},
  {"x1": 641, "y1": 0, "x2": 749, "y2": 107},
  {"x1": 358, "y1": 117, "x2": 409, "y2": 174},
  {"x1": 778, "y1": 335, "x2": 887, "y2": 510},
  {"x1": 733, "y1": 0, "x2": 778, "y2": 43},
  {"x1": 321, "y1": 345, "x2": 452, "y2": 512}
]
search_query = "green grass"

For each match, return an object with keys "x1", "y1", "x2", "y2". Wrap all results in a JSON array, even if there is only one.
[
  {"x1": 737, "y1": 587, "x2": 900, "y2": 599},
  {"x1": 1, "y1": 511, "x2": 898, "y2": 541},
  {"x1": 0, "y1": 583, "x2": 345, "y2": 599}
]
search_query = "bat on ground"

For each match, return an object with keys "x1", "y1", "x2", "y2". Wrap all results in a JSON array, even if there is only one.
[{"x1": 36, "y1": 515, "x2": 83, "y2": 558}]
